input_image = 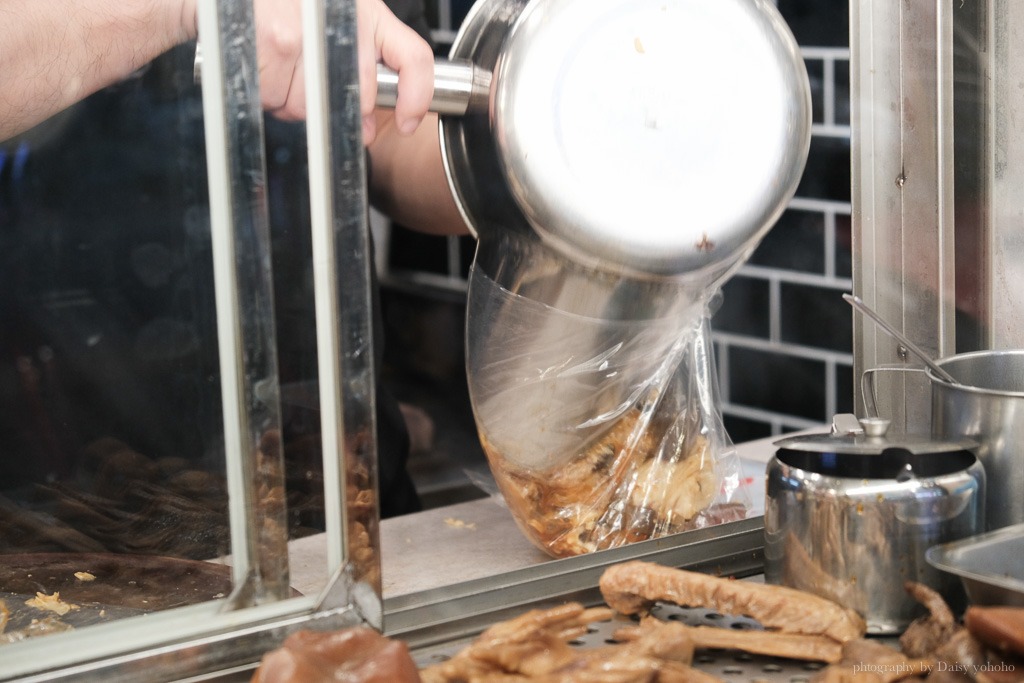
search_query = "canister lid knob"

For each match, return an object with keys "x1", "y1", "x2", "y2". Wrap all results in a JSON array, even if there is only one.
[
  {"x1": 830, "y1": 413, "x2": 891, "y2": 438},
  {"x1": 859, "y1": 417, "x2": 891, "y2": 438}
]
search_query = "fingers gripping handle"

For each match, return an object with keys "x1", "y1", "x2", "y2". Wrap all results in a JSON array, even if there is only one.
[{"x1": 375, "y1": 59, "x2": 491, "y2": 115}]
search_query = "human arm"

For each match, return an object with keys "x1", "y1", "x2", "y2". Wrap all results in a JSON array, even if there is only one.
[
  {"x1": 367, "y1": 109, "x2": 472, "y2": 236},
  {"x1": 231, "y1": 0, "x2": 437, "y2": 145},
  {"x1": 0, "y1": 0, "x2": 435, "y2": 145},
  {"x1": 0, "y1": 0, "x2": 463, "y2": 232},
  {"x1": 217, "y1": 0, "x2": 467, "y2": 234},
  {"x1": 361, "y1": 0, "x2": 471, "y2": 235},
  {"x1": 0, "y1": 0, "x2": 190, "y2": 141}
]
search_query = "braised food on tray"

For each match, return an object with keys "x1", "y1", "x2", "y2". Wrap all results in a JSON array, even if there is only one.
[
  {"x1": 250, "y1": 627, "x2": 420, "y2": 683},
  {"x1": 248, "y1": 561, "x2": 1024, "y2": 683},
  {"x1": 599, "y1": 560, "x2": 867, "y2": 643}
]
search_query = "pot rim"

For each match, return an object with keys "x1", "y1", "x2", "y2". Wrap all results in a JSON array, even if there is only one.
[{"x1": 929, "y1": 348, "x2": 1024, "y2": 397}]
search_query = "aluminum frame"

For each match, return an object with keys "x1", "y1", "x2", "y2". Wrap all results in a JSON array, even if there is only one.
[{"x1": 850, "y1": 0, "x2": 957, "y2": 433}]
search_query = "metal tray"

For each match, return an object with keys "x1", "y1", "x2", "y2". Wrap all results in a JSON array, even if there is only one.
[
  {"x1": 926, "y1": 523, "x2": 1024, "y2": 607},
  {"x1": 411, "y1": 601, "x2": 835, "y2": 683}
]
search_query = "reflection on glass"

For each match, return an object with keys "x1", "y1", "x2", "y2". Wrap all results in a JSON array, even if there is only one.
[
  {"x1": 952, "y1": 0, "x2": 986, "y2": 353},
  {"x1": 0, "y1": 45, "x2": 230, "y2": 643},
  {"x1": 0, "y1": 42, "x2": 328, "y2": 644}
]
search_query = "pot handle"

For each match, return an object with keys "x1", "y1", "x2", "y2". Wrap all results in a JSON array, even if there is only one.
[
  {"x1": 861, "y1": 365, "x2": 926, "y2": 419},
  {"x1": 375, "y1": 59, "x2": 491, "y2": 116}
]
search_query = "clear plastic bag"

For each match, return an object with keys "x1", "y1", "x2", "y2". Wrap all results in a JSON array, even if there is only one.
[{"x1": 466, "y1": 237, "x2": 750, "y2": 558}]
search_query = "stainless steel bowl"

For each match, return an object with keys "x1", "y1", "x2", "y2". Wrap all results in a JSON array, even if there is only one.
[{"x1": 926, "y1": 523, "x2": 1024, "y2": 607}]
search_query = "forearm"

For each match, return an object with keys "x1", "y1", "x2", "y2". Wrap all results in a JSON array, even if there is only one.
[
  {"x1": 368, "y1": 110, "x2": 471, "y2": 237},
  {"x1": 0, "y1": 0, "x2": 193, "y2": 141}
]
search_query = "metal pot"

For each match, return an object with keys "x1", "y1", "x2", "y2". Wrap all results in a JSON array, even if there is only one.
[
  {"x1": 928, "y1": 350, "x2": 1024, "y2": 532},
  {"x1": 764, "y1": 414, "x2": 985, "y2": 634},
  {"x1": 864, "y1": 349, "x2": 1024, "y2": 532},
  {"x1": 378, "y1": 0, "x2": 812, "y2": 284}
]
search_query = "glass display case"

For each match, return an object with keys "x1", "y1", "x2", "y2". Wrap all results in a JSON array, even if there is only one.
[{"x1": 0, "y1": 1, "x2": 382, "y2": 678}]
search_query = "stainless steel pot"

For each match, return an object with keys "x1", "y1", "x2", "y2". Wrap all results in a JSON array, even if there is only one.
[
  {"x1": 765, "y1": 415, "x2": 985, "y2": 634},
  {"x1": 928, "y1": 350, "x2": 1024, "y2": 532},
  {"x1": 378, "y1": 0, "x2": 812, "y2": 284},
  {"x1": 864, "y1": 349, "x2": 1024, "y2": 532}
]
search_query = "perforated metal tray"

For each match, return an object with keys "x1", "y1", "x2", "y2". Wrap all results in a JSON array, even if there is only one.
[{"x1": 411, "y1": 601, "x2": 834, "y2": 683}]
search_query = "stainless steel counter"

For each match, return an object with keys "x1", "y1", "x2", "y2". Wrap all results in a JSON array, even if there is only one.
[
  {"x1": 286, "y1": 433, "x2": 782, "y2": 600},
  {"x1": 282, "y1": 431, "x2": 793, "y2": 650}
]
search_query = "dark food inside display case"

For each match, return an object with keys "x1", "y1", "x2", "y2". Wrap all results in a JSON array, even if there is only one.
[
  {"x1": 0, "y1": 45, "x2": 331, "y2": 586},
  {"x1": 0, "y1": 47, "x2": 225, "y2": 554}
]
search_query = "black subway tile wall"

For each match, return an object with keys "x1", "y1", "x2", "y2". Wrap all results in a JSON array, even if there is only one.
[
  {"x1": 834, "y1": 60, "x2": 851, "y2": 126},
  {"x1": 835, "y1": 362, "x2": 855, "y2": 415},
  {"x1": 796, "y1": 136, "x2": 852, "y2": 202},
  {"x1": 835, "y1": 212, "x2": 853, "y2": 278},
  {"x1": 388, "y1": 224, "x2": 455, "y2": 275},
  {"x1": 713, "y1": 0, "x2": 854, "y2": 436},
  {"x1": 805, "y1": 60, "x2": 826, "y2": 126},
  {"x1": 380, "y1": 0, "x2": 854, "y2": 443},
  {"x1": 726, "y1": 347, "x2": 826, "y2": 422},
  {"x1": 715, "y1": 277, "x2": 771, "y2": 338},
  {"x1": 776, "y1": 0, "x2": 849, "y2": 48},
  {"x1": 779, "y1": 282, "x2": 852, "y2": 352},
  {"x1": 722, "y1": 413, "x2": 774, "y2": 445},
  {"x1": 749, "y1": 209, "x2": 826, "y2": 273}
]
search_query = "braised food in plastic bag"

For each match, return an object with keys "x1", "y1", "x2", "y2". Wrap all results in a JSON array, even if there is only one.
[{"x1": 466, "y1": 252, "x2": 748, "y2": 558}]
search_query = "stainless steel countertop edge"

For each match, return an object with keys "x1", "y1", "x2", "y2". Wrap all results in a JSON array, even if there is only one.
[{"x1": 383, "y1": 515, "x2": 765, "y2": 646}]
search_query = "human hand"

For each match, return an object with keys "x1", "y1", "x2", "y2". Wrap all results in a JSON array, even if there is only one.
[
  {"x1": 355, "y1": 0, "x2": 435, "y2": 145},
  {"x1": 180, "y1": 0, "x2": 434, "y2": 145},
  {"x1": 179, "y1": 0, "x2": 307, "y2": 120},
  {"x1": 251, "y1": 0, "x2": 307, "y2": 122}
]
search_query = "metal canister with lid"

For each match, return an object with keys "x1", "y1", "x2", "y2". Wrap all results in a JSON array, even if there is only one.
[{"x1": 764, "y1": 414, "x2": 985, "y2": 634}]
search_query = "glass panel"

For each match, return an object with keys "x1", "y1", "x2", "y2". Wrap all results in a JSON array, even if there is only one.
[
  {"x1": 193, "y1": 0, "x2": 290, "y2": 607},
  {"x1": 0, "y1": 0, "x2": 388, "y2": 676},
  {"x1": 0, "y1": 0, "x2": 324, "y2": 669},
  {"x1": 299, "y1": 0, "x2": 383, "y2": 608},
  {"x1": 0, "y1": 44, "x2": 239, "y2": 639}
]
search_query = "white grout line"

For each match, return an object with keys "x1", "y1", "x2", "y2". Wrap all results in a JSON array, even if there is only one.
[
  {"x1": 800, "y1": 47, "x2": 851, "y2": 60},
  {"x1": 430, "y1": 29, "x2": 458, "y2": 45},
  {"x1": 788, "y1": 196, "x2": 852, "y2": 213},
  {"x1": 712, "y1": 330, "x2": 854, "y2": 366},
  {"x1": 823, "y1": 56, "x2": 836, "y2": 126},
  {"x1": 737, "y1": 263, "x2": 852, "y2": 290},
  {"x1": 811, "y1": 123, "x2": 852, "y2": 138},
  {"x1": 720, "y1": 402, "x2": 825, "y2": 431},
  {"x1": 825, "y1": 357, "x2": 838, "y2": 418},
  {"x1": 446, "y1": 235, "x2": 462, "y2": 278},
  {"x1": 769, "y1": 277, "x2": 782, "y2": 344}
]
